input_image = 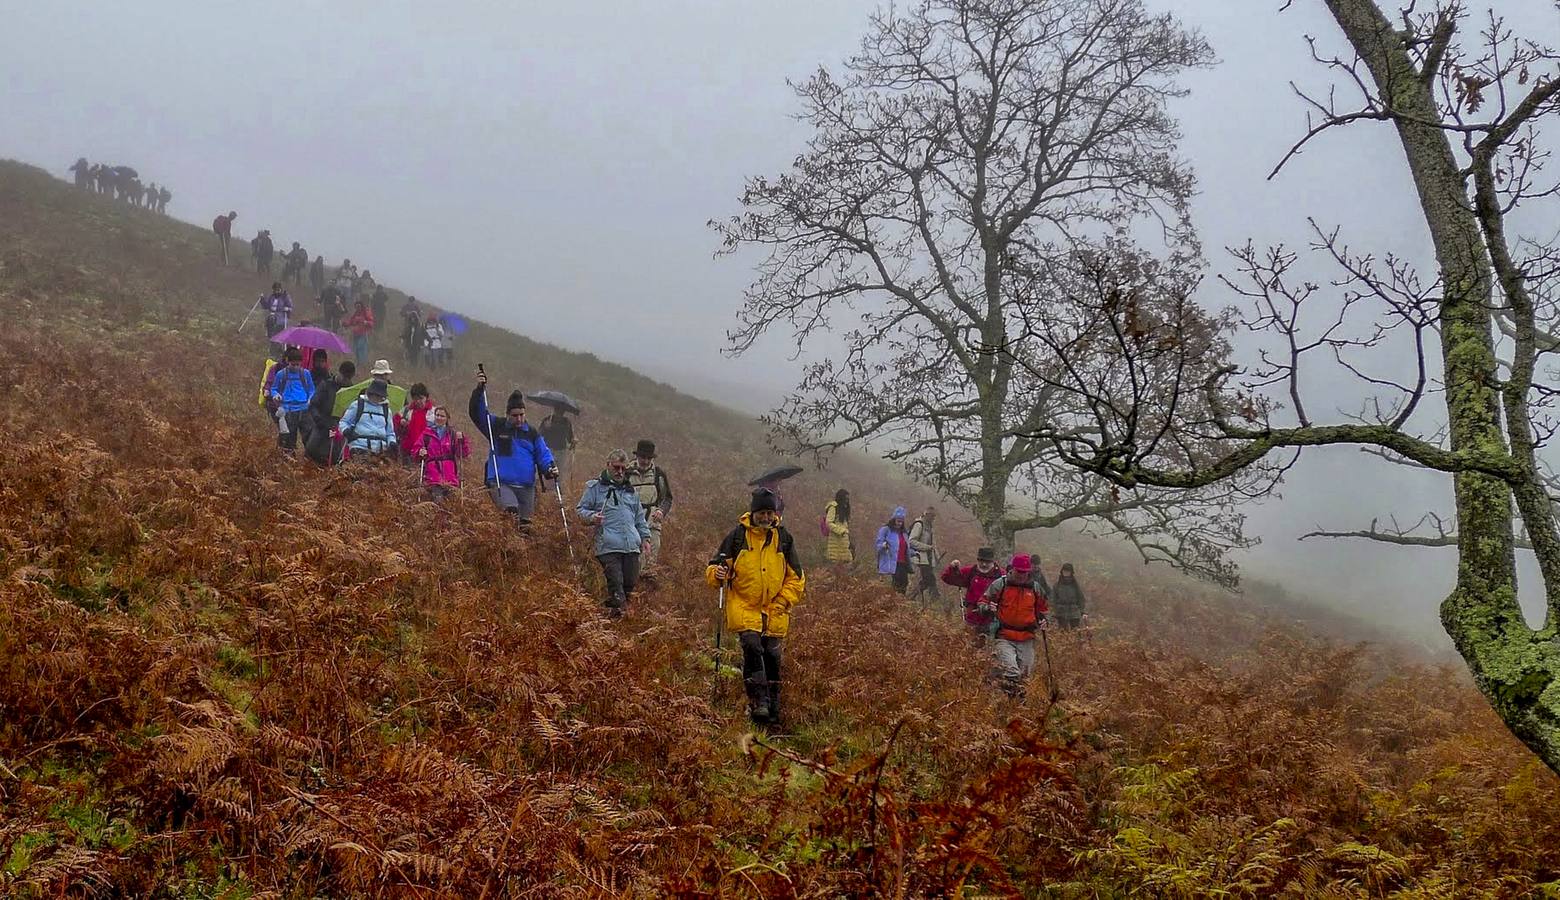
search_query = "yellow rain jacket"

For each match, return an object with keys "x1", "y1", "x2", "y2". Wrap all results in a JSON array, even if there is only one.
[
  {"x1": 823, "y1": 500, "x2": 852, "y2": 564},
  {"x1": 705, "y1": 513, "x2": 806, "y2": 637}
]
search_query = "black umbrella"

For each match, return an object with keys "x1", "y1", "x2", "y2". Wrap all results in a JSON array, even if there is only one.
[
  {"x1": 526, "y1": 390, "x2": 582, "y2": 415},
  {"x1": 747, "y1": 464, "x2": 804, "y2": 487},
  {"x1": 111, "y1": 165, "x2": 139, "y2": 178}
]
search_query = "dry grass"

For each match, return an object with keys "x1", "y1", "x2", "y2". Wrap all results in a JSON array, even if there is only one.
[{"x1": 1, "y1": 159, "x2": 1558, "y2": 897}]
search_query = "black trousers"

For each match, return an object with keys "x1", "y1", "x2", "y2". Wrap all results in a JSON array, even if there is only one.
[
  {"x1": 891, "y1": 561, "x2": 911, "y2": 594},
  {"x1": 597, "y1": 552, "x2": 641, "y2": 613},
  {"x1": 737, "y1": 630, "x2": 783, "y2": 714}
]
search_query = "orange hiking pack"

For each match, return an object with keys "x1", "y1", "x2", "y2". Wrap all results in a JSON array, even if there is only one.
[{"x1": 995, "y1": 580, "x2": 1048, "y2": 641}]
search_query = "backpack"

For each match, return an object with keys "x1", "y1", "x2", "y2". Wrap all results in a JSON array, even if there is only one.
[
  {"x1": 994, "y1": 580, "x2": 1046, "y2": 639},
  {"x1": 345, "y1": 396, "x2": 392, "y2": 451}
]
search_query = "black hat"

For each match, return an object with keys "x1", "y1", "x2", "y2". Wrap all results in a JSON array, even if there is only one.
[
  {"x1": 977, "y1": 547, "x2": 996, "y2": 562},
  {"x1": 506, "y1": 390, "x2": 525, "y2": 412},
  {"x1": 635, "y1": 439, "x2": 656, "y2": 459},
  {"x1": 366, "y1": 378, "x2": 389, "y2": 400},
  {"x1": 749, "y1": 488, "x2": 779, "y2": 514}
]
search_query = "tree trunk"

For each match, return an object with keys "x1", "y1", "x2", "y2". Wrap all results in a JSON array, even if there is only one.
[{"x1": 1326, "y1": 0, "x2": 1560, "y2": 772}]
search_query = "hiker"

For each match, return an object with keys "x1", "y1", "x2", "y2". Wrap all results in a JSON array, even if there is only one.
[
  {"x1": 470, "y1": 369, "x2": 558, "y2": 529},
  {"x1": 297, "y1": 350, "x2": 332, "y2": 447},
  {"x1": 707, "y1": 488, "x2": 806, "y2": 727},
  {"x1": 370, "y1": 285, "x2": 389, "y2": 332},
  {"x1": 267, "y1": 348, "x2": 315, "y2": 452},
  {"x1": 338, "y1": 378, "x2": 398, "y2": 460},
  {"x1": 417, "y1": 406, "x2": 469, "y2": 502},
  {"x1": 875, "y1": 507, "x2": 911, "y2": 594},
  {"x1": 281, "y1": 242, "x2": 307, "y2": 286},
  {"x1": 539, "y1": 411, "x2": 576, "y2": 473},
  {"x1": 395, "y1": 383, "x2": 432, "y2": 465},
  {"x1": 261, "y1": 282, "x2": 293, "y2": 346},
  {"x1": 401, "y1": 299, "x2": 424, "y2": 367},
  {"x1": 213, "y1": 211, "x2": 237, "y2": 265},
  {"x1": 943, "y1": 548, "x2": 1006, "y2": 635},
  {"x1": 69, "y1": 157, "x2": 90, "y2": 188},
  {"x1": 424, "y1": 315, "x2": 447, "y2": 369},
  {"x1": 304, "y1": 360, "x2": 354, "y2": 465},
  {"x1": 333, "y1": 259, "x2": 356, "y2": 301},
  {"x1": 577, "y1": 449, "x2": 652, "y2": 618},
  {"x1": 344, "y1": 300, "x2": 375, "y2": 367},
  {"x1": 978, "y1": 554, "x2": 1050, "y2": 698},
  {"x1": 354, "y1": 269, "x2": 376, "y2": 304},
  {"x1": 627, "y1": 440, "x2": 674, "y2": 579},
  {"x1": 318, "y1": 284, "x2": 348, "y2": 332},
  {"x1": 255, "y1": 230, "x2": 274, "y2": 277},
  {"x1": 309, "y1": 255, "x2": 326, "y2": 295},
  {"x1": 157, "y1": 185, "x2": 171, "y2": 213},
  {"x1": 822, "y1": 488, "x2": 852, "y2": 571},
  {"x1": 1050, "y1": 563, "x2": 1087, "y2": 629},
  {"x1": 907, "y1": 507, "x2": 942, "y2": 609}
]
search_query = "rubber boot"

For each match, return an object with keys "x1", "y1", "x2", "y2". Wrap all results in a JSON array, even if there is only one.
[{"x1": 745, "y1": 681, "x2": 770, "y2": 725}]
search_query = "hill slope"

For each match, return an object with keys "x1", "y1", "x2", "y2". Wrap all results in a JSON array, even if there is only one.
[{"x1": 1, "y1": 160, "x2": 1558, "y2": 896}]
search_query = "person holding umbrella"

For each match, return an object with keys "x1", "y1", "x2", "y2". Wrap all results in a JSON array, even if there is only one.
[
  {"x1": 531, "y1": 391, "x2": 581, "y2": 479},
  {"x1": 706, "y1": 488, "x2": 806, "y2": 728},
  {"x1": 470, "y1": 368, "x2": 557, "y2": 530}
]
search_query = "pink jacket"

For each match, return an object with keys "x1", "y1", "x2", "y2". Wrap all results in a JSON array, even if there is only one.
[{"x1": 419, "y1": 426, "x2": 469, "y2": 486}]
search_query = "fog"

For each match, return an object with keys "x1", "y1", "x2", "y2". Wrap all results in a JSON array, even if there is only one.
[{"x1": 5, "y1": 0, "x2": 1554, "y2": 644}]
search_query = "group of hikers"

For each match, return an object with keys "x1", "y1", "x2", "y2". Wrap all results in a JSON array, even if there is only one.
[
  {"x1": 257, "y1": 350, "x2": 1087, "y2": 727},
  {"x1": 250, "y1": 270, "x2": 457, "y2": 372},
  {"x1": 242, "y1": 265, "x2": 1083, "y2": 734},
  {"x1": 68, "y1": 158, "x2": 171, "y2": 212}
]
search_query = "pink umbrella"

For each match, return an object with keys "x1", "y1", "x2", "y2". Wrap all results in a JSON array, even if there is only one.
[{"x1": 271, "y1": 325, "x2": 351, "y2": 354}]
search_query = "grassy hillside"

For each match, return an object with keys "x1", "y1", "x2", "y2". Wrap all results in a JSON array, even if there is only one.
[{"x1": 2, "y1": 159, "x2": 1559, "y2": 897}]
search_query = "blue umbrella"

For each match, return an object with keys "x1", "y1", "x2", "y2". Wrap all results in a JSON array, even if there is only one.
[{"x1": 441, "y1": 313, "x2": 469, "y2": 335}]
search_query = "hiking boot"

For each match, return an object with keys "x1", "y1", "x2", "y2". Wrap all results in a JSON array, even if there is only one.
[{"x1": 748, "y1": 700, "x2": 771, "y2": 726}]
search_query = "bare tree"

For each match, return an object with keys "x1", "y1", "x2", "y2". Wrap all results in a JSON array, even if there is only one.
[
  {"x1": 713, "y1": 0, "x2": 1255, "y2": 575},
  {"x1": 1032, "y1": 1, "x2": 1560, "y2": 773}
]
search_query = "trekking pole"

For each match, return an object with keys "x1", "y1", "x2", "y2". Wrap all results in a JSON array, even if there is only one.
[
  {"x1": 476, "y1": 363, "x2": 499, "y2": 487},
  {"x1": 1040, "y1": 627, "x2": 1061, "y2": 703},
  {"x1": 712, "y1": 553, "x2": 728, "y2": 707},
  {"x1": 551, "y1": 476, "x2": 579, "y2": 576},
  {"x1": 238, "y1": 294, "x2": 263, "y2": 333}
]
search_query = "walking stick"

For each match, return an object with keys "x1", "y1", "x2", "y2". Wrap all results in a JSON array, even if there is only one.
[
  {"x1": 1040, "y1": 627, "x2": 1060, "y2": 703},
  {"x1": 476, "y1": 363, "x2": 499, "y2": 487},
  {"x1": 552, "y1": 477, "x2": 579, "y2": 575},
  {"x1": 238, "y1": 294, "x2": 263, "y2": 333},
  {"x1": 712, "y1": 553, "x2": 728, "y2": 707}
]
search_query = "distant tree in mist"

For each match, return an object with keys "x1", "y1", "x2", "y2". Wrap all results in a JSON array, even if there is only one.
[
  {"x1": 1032, "y1": 0, "x2": 1560, "y2": 775},
  {"x1": 714, "y1": 0, "x2": 1270, "y2": 582}
]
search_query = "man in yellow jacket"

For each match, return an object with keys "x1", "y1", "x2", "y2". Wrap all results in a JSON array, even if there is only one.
[{"x1": 706, "y1": 489, "x2": 806, "y2": 727}]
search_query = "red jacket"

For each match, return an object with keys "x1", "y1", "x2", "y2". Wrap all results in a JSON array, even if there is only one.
[
  {"x1": 345, "y1": 307, "x2": 375, "y2": 336},
  {"x1": 395, "y1": 404, "x2": 431, "y2": 454},
  {"x1": 942, "y1": 562, "x2": 1005, "y2": 628}
]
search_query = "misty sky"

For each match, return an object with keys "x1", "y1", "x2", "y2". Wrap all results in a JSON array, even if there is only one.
[{"x1": 6, "y1": 1, "x2": 1556, "y2": 641}]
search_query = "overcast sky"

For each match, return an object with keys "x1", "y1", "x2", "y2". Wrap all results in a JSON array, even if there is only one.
[{"x1": 5, "y1": 1, "x2": 1556, "y2": 641}]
